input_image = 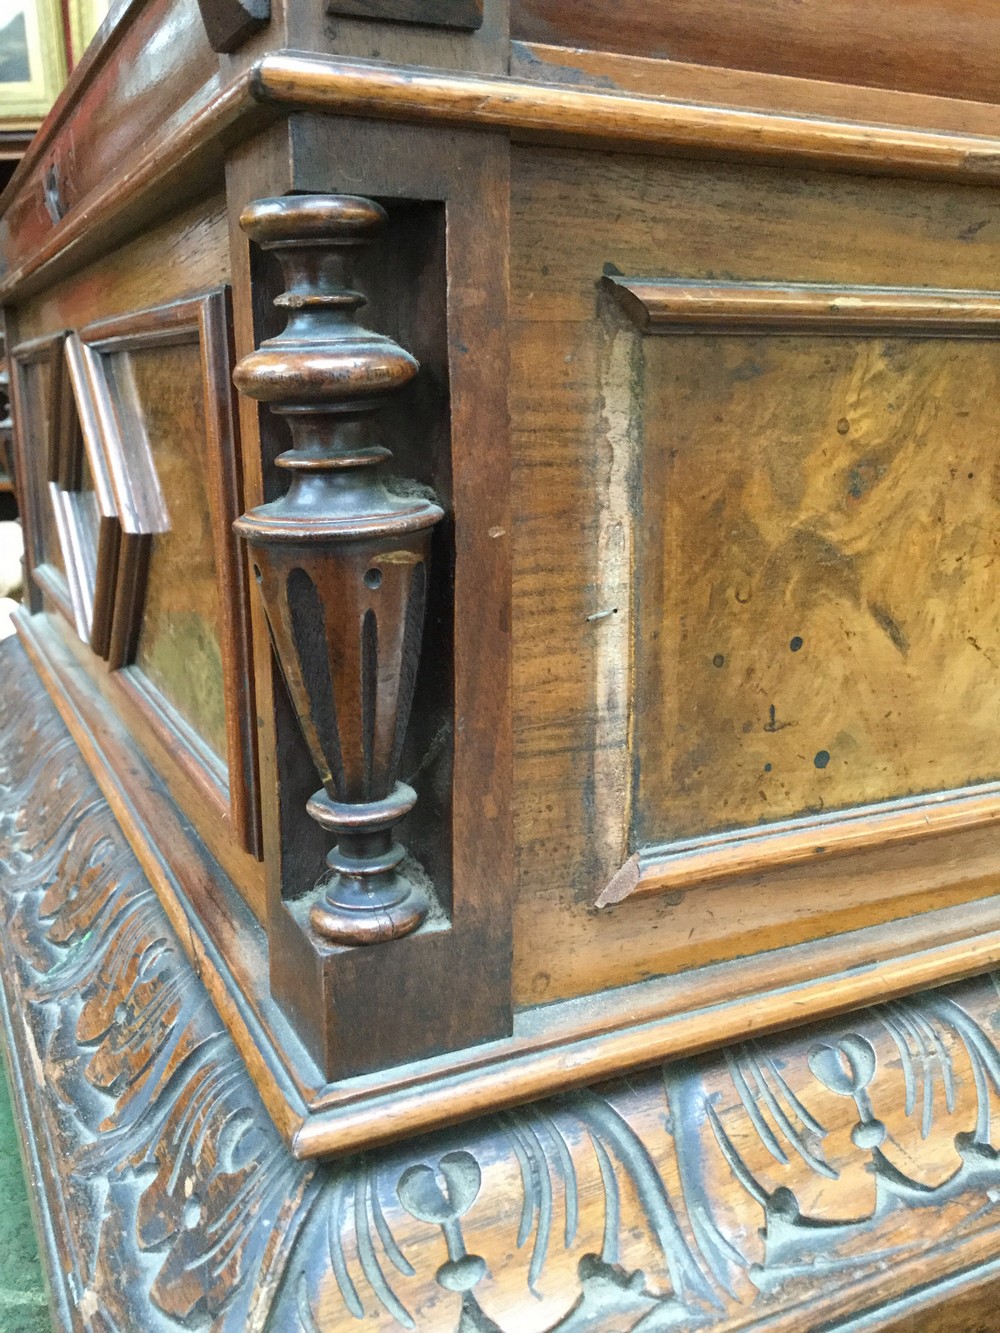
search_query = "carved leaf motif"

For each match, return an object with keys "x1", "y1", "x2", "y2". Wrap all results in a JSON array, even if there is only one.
[
  {"x1": 397, "y1": 1151, "x2": 482, "y2": 1223},
  {"x1": 807, "y1": 1034, "x2": 877, "y2": 1096}
]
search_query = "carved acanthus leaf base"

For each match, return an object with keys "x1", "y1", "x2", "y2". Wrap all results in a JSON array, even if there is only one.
[{"x1": 5, "y1": 638, "x2": 1000, "y2": 1329}]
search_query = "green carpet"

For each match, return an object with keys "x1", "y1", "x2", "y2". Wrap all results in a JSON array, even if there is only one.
[{"x1": 0, "y1": 1064, "x2": 51, "y2": 1332}]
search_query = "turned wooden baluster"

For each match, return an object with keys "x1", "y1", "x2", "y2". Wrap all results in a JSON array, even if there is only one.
[{"x1": 233, "y1": 195, "x2": 444, "y2": 946}]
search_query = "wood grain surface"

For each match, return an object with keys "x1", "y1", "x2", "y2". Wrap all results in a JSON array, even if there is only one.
[
  {"x1": 638, "y1": 332, "x2": 1000, "y2": 843},
  {"x1": 510, "y1": 0, "x2": 1000, "y2": 103},
  {"x1": 509, "y1": 143, "x2": 1000, "y2": 1006}
]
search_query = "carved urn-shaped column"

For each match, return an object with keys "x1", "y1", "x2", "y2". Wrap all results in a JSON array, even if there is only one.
[{"x1": 233, "y1": 195, "x2": 444, "y2": 946}]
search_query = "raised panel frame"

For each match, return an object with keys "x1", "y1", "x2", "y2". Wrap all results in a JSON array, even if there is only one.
[
  {"x1": 78, "y1": 289, "x2": 262, "y2": 858},
  {"x1": 599, "y1": 275, "x2": 1000, "y2": 906},
  {"x1": 9, "y1": 331, "x2": 73, "y2": 623}
]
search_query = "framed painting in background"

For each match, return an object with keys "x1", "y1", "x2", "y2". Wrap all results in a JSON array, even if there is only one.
[
  {"x1": 66, "y1": 0, "x2": 109, "y2": 68},
  {"x1": 0, "y1": 0, "x2": 67, "y2": 120}
]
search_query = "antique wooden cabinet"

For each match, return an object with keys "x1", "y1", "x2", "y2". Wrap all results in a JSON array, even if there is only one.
[{"x1": 5, "y1": 0, "x2": 1000, "y2": 1327}]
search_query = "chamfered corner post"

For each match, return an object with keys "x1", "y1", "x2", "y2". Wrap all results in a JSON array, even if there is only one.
[{"x1": 232, "y1": 194, "x2": 444, "y2": 947}]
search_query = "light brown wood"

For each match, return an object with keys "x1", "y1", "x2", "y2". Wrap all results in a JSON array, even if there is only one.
[
  {"x1": 509, "y1": 142, "x2": 1000, "y2": 1006},
  {"x1": 607, "y1": 276, "x2": 1000, "y2": 335}
]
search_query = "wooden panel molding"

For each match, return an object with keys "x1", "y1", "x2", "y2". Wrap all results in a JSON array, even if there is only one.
[
  {"x1": 46, "y1": 333, "x2": 123, "y2": 658},
  {"x1": 78, "y1": 289, "x2": 261, "y2": 856},
  {"x1": 7, "y1": 640, "x2": 1000, "y2": 1329},
  {"x1": 596, "y1": 273, "x2": 1000, "y2": 907},
  {"x1": 605, "y1": 277, "x2": 1000, "y2": 337}
]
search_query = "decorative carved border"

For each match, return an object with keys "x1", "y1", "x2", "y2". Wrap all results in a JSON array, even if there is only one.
[
  {"x1": 5, "y1": 637, "x2": 1000, "y2": 1330},
  {"x1": 598, "y1": 275, "x2": 1000, "y2": 906},
  {"x1": 79, "y1": 290, "x2": 261, "y2": 857}
]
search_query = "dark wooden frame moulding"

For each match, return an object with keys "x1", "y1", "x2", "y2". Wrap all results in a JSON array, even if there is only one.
[
  {"x1": 8, "y1": 331, "x2": 75, "y2": 624},
  {"x1": 77, "y1": 290, "x2": 262, "y2": 858},
  {"x1": 598, "y1": 275, "x2": 1000, "y2": 906},
  {"x1": 47, "y1": 332, "x2": 120, "y2": 657}
]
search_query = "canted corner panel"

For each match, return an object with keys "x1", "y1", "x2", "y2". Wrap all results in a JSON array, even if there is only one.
[
  {"x1": 597, "y1": 276, "x2": 1000, "y2": 907},
  {"x1": 47, "y1": 334, "x2": 122, "y2": 657}
]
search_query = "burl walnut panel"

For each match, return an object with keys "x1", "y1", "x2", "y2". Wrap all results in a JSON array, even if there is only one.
[
  {"x1": 5, "y1": 638, "x2": 1000, "y2": 1331},
  {"x1": 126, "y1": 339, "x2": 229, "y2": 763},
  {"x1": 510, "y1": 145, "x2": 1000, "y2": 1008},
  {"x1": 638, "y1": 333, "x2": 1000, "y2": 843}
]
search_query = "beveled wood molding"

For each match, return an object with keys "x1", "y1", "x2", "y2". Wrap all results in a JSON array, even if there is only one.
[
  {"x1": 233, "y1": 194, "x2": 444, "y2": 946},
  {"x1": 14, "y1": 52, "x2": 1000, "y2": 303},
  {"x1": 599, "y1": 784, "x2": 1000, "y2": 906},
  {"x1": 597, "y1": 272, "x2": 1000, "y2": 910},
  {"x1": 6, "y1": 648, "x2": 1000, "y2": 1329},
  {"x1": 604, "y1": 276, "x2": 1000, "y2": 337},
  {"x1": 20, "y1": 607, "x2": 1000, "y2": 1163}
]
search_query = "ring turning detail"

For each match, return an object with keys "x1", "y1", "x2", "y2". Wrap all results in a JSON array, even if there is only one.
[{"x1": 233, "y1": 194, "x2": 444, "y2": 947}]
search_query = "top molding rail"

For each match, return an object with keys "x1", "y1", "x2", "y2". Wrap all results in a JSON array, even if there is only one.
[{"x1": 7, "y1": 51, "x2": 1000, "y2": 300}]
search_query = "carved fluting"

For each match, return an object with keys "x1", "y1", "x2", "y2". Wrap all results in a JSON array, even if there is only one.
[
  {"x1": 10, "y1": 644, "x2": 1000, "y2": 1327},
  {"x1": 233, "y1": 195, "x2": 444, "y2": 946}
]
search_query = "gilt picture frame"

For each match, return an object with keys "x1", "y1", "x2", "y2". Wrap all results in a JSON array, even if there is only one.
[{"x1": 0, "y1": 0, "x2": 67, "y2": 118}]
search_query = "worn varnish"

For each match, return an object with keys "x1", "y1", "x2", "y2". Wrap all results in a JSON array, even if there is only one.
[
  {"x1": 5, "y1": 647, "x2": 1000, "y2": 1330},
  {"x1": 6, "y1": 0, "x2": 1000, "y2": 1324}
]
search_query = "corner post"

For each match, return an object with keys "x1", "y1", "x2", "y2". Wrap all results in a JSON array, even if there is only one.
[{"x1": 233, "y1": 194, "x2": 444, "y2": 946}]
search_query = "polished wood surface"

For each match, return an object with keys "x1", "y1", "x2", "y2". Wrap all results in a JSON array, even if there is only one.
[
  {"x1": 5, "y1": 0, "x2": 1000, "y2": 1324},
  {"x1": 511, "y1": 0, "x2": 1000, "y2": 102}
]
